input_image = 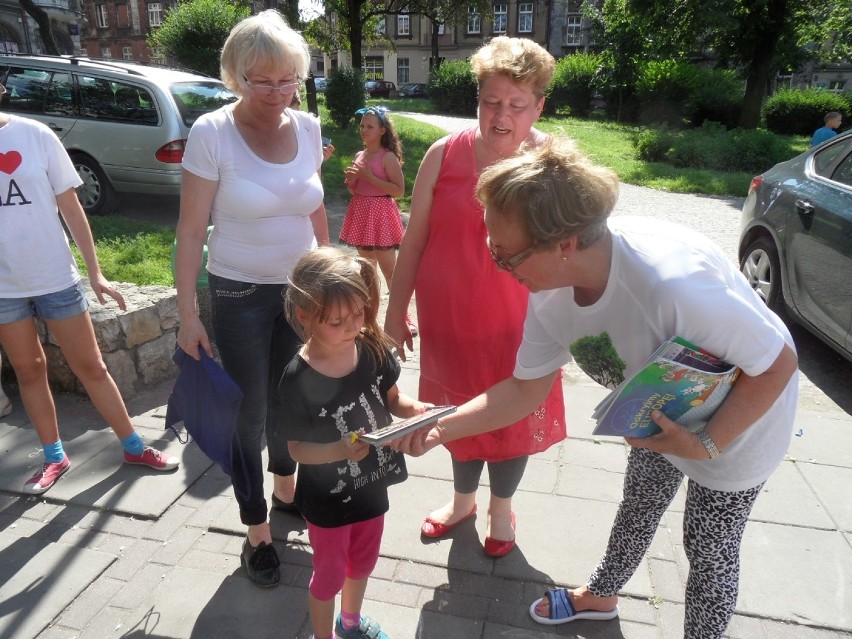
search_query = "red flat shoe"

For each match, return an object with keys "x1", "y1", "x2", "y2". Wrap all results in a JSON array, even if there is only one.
[
  {"x1": 484, "y1": 511, "x2": 516, "y2": 558},
  {"x1": 421, "y1": 504, "x2": 477, "y2": 538}
]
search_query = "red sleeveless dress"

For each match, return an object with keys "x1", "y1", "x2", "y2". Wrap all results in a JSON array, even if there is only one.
[{"x1": 414, "y1": 128, "x2": 566, "y2": 462}]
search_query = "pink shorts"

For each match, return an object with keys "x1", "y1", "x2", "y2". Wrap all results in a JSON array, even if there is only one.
[{"x1": 307, "y1": 514, "x2": 385, "y2": 601}]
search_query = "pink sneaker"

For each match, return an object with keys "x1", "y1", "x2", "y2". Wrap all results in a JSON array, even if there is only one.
[
  {"x1": 24, "y1": 455, "x2": 71, "y2": 494},
  {"x1": 124, "y1": 446, "x2": 180, "y2": 471}
]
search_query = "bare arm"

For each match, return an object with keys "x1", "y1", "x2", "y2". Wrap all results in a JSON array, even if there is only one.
[
  {"x1": 386, "y1": 384, "x2": 429, "y2": 419},
  {"x1": 628, "y1": 342, "x2": 798, "y2": 458},
  {"x1": 175, "y1": 169, "x2": 218, "y2": 359},
  {"x1": 56, "y1": 188, "x2": 126, "y2": 310},
  {"x1": 392, "y1": 371, "x2": 559, "y2": 456},
  {"x1": 288, "y1": 437, "x2": 369, "y2": 465},
  {"x1": 384, "y1": 137, "x2": 448, "y2": 358}
]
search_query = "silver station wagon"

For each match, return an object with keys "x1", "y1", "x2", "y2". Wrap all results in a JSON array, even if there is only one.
[{"x1": 0, "y1": 54, "x2": 237, "y2": 215}]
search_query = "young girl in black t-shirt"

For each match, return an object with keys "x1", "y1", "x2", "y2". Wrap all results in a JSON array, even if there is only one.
[{"x1": 275, "y1": 247, "x2": 427, "y2": 639}]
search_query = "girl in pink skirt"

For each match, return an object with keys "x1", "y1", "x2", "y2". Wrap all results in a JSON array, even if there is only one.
[{"x1": 340, "y1": 106, "x2": 416, "y2": 335}]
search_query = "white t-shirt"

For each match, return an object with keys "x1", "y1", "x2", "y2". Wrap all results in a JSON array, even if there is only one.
[
  {"x1": 182, "y1": 105, "x2": 325, "y2": 284},
  {"x1": 514, "y1": 216, "x2": 798, "y2": 491},
  {"x1": 0, "y1": 115, "x2": 83, "y2": 298}
]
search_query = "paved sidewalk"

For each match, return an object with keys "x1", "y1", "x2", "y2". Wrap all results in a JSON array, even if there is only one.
[{"x1": 1, "y1": 350, "x2": 851, "y2": 638}]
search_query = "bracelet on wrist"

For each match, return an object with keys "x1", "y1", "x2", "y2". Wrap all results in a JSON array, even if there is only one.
[{"x1": 695, "y1": 426, "x2": 720, "y2": 459}]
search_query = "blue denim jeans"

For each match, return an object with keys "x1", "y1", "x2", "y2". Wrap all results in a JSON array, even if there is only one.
[{"x1": 208, "y1": 273, "x2": 301, "y2": 526}]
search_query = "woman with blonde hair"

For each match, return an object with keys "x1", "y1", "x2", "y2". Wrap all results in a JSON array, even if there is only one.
[{"x1": 175, "y1": 9, "x2": 330, "y2": 588}]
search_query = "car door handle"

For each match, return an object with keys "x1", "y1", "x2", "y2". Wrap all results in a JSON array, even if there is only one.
[{"x1": 795, "y1": 199, "x2": 814, "y2": 215}]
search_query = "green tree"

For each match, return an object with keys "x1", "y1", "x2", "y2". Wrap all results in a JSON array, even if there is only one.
[
  {"x1": 569, "y1": 334, "x2": 626, "y2": 389},
  {"x1": 148, "y1": 0, "x2": 250, "y2": 77},
  {"x1": 600, "y1": 0, "x2": 852, "y2": 129}
]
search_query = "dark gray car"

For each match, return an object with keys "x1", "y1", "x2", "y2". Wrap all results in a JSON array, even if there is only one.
[{"x1": 739, "y1": 130, "x2": 852, "y2": 361}]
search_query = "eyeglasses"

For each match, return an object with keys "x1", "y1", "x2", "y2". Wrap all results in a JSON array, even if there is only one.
[
  {"x1": 486, "y1": 236, "x2": 536, "y2": 272},
  {"x1": 243, "y1": 76, "x2": 301, "y2": 96}
]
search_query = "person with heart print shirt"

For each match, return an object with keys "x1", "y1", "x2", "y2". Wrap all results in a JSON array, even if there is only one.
[{"x1": 0, "y1": 100, "x2": 180, "y2": 496}]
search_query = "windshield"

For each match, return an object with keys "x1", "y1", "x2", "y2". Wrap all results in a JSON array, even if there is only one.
[{"x1": 170, "y1": 81, "x2": 238, "y2": 126}]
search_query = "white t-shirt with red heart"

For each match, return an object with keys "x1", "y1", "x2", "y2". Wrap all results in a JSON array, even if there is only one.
[{"x1": 0, "y1": 115, "x2": 83, "y2": 298}]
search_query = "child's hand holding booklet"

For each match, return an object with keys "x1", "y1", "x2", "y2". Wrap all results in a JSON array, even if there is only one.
[{"x1": 352, "y1": 405, "x2": 457, "y2": 446}]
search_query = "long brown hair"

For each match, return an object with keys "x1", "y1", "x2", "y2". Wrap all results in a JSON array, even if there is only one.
[{"x1": 285, "y1": 247, "x2": 396, "y2": 365}]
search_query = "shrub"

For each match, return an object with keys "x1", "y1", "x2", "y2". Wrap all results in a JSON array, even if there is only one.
[
  {"x1": 635, "y1": 60, "x2": 702, "y2": 127},
  {"x1": 147, "y1": 0, "x2": 249, "y2": 77},
  {"x1": 546, "y1": 52, "x2": 601, "y2": 117},
  {"x1": 634, "y1": 127, "x2": 674, "y2": 162},
  {"x1": 325, "y1": 66, "x2": 366, "y2": 129},
  {"x1": 762, "y1": 88, "x2": 851, "y2": 136},
  {"x1": 689, "y1": 68, "x2": 744, "y2": 129},
  {"x1": 594, "y1": 66, "x2": 640, "y2": 123},
  {"x1": 635, "y1": 121, "x2": 799, "y2": 174},
  {"x1": 428, "y1": 60, "x2": 477, "y2": 116}
]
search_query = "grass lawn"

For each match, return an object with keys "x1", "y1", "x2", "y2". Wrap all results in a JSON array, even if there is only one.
[{"x1": 83, "y1": 99, "x2": 808, "y2": 285}]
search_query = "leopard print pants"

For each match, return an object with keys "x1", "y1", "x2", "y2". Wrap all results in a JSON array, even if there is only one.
[{"x1": 587, "y1": 447, "x2": 763, "y2": 639}]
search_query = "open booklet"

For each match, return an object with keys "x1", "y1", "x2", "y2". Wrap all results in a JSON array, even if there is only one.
[
  {"x1": 356, "y1": 405, "x2": 457, "y2": 446},
  {"x1": 592, "y1": 337, "x2": 740, "y2": 438}
]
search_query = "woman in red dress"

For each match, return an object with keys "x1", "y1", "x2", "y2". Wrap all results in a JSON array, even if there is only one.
[{"x1": 384, "y1": 37, "x2": 565, "y2": 557}]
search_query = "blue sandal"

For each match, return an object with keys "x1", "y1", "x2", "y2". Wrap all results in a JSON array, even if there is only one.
[
  {"x1": 334, "y1": 614, "x2": 389, "y2": 638},
  {"x1": 528, "y1": 588, "x2": 619, "y2": 625}
]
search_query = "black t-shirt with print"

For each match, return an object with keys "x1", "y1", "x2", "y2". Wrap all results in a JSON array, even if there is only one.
[{"x1": 276, "y1": 343, "x2": 408, "y2": 528}]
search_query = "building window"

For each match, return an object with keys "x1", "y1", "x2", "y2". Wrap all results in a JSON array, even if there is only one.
[
  {"x1": 493, "y1": 4, "x2": 507, "y2": 34},
  {"x1": 116, "y1": 4, "x2": 130, "y2": 27},
  {"x1": 518, "y1": 3, "x2": 533, "y2": 33},
  {"x1": 122, "y1": 46, "x2": 132, "y2": 60},
  {"x1": 95, "y1": 4, "x2": 108, "y2": 28},
  {"x1": 148, "y1": 3, "x2": 163, "y2": 27},
  {"x1": 829, "y1": 80, "x2": 846, "y2": 91},
  {"x1": 397, "y1": 58, "x2": 409, "y2": 85},
  {"x1": 563, "y1": 14, "x2": 581, "y2": 45},
  {"x1": 397, "y1": 14, "x2": 409, "y2": 36},
  {"x1": 467, "y1": 7, "x2": 481, "y2": 34},
  {"x1": 150, "y1": 46, "x2": 164, "y2": 62},
  {"x1": 363, "y1": 56, "x2": 383, "y2": 80},
  {"x1": 437, "y1": 23, "x2": 445, "y2": 35},
  {"x1": 101, "y1": 45, "x2": 111, "y2": 59}
]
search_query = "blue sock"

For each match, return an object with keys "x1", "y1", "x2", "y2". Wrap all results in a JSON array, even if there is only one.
[
  {"x1": 43, "y1": 440, "x2": 65, "y2": 463},
  {"x1": 120, "y1": 432, "x2": 144, "y2": 456}
]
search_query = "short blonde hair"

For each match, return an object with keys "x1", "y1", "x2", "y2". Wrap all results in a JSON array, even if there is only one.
[
  {"x1": 220, "y1": 10, "x2": 310, "y2": 95},
  {"x1": 470, "y1": 36, "x2": 556, "y2": 99},
  {"x1": 476, "y1": 140, "x2": 619, "y2": 249}
]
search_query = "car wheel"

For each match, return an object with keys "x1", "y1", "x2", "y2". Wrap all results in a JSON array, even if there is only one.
[
  {"x1": 740, "y1": 236, "x2": 781, "y2": 309},
  {"x1": 72, "y1": 154, "x2": 118, "y2": 216}
]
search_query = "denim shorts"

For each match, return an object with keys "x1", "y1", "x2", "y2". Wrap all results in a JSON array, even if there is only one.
[{"x1": 0, "y1": 281, "x2": 90, "y2": 325}]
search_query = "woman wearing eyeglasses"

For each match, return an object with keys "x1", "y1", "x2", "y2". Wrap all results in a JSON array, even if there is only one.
[
  {"x1": 384, "y1": 37, "x2": 565, "y2": 557},
  {"x1": 175, "y1": 10, "x2": 329, "y2": 588}
]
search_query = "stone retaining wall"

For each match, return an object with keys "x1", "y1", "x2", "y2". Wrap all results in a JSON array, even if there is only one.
[{"x1": 0, "y1": 283, "x2": 204, "y2": 400}]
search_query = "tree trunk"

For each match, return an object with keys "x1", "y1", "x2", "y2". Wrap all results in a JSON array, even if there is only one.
[
  {"x1": 430, "y1": 20, "x2": 440, "y2": 69},
  {"x1": 348, "y1": 0, "x2": 362, "y2": 70},
  {"x1": 19, "y1": 0, "x2": 59, "y2": 55},
  {"x1": 737, "y1": 0, "x2": 788, "y2": 129}
]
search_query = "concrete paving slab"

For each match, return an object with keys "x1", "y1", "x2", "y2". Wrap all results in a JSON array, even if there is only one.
[
  {"x1": 749, "y1": 460, "x2": 836, "y2": 529},
  {"x1": 120, "y1": 567, "x2": 307, "y2": 639},
  {"x1": 797, "y1": 462, "x2": 852, "y2": 532},
  {"x1": 41, "y1": 430, "x2": 212, "y2": 519},
  {"x1": 736, "y1": 521, "x2": 852, "y2": 630},
  {"x1": 786, "y1": 410, "x2": 852, "y2": 469},
  {"x1": 0, "y1": 530, "x2": 115, "y2": 638}
]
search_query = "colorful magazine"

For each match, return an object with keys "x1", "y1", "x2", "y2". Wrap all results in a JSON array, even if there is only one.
[
  {"x1": 357, "y1": 405, "x2": 457, "y2": 446},
  {"x1": 592, "y1": 337, "x2": 740, "y2": 438}
]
